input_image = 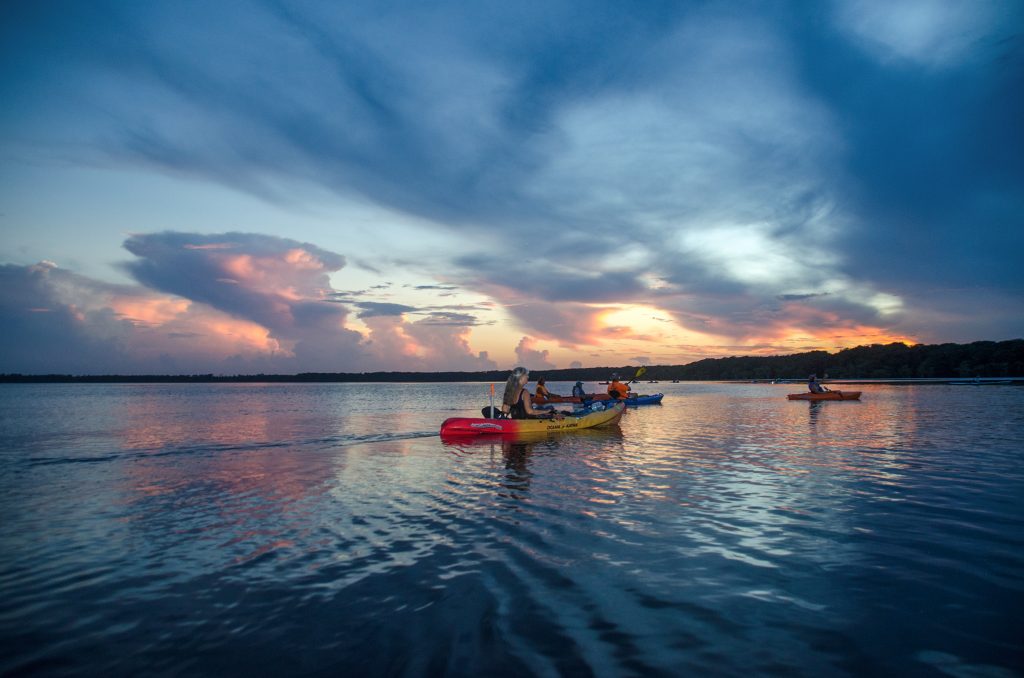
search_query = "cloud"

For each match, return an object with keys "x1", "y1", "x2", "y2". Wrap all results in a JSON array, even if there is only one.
[
  {"x1": 122, "y1": 231, "x2": 367, "y2": 370},
  {"x1": 410, "y1": 284, "x2": 459, "y2": 291},
  {"x1": 833, "y1": 0, "x2": 1007, "y2": 67},
  {"x1": 355, "y1": 302, "x2": 418, "y2": 318},
  {"x1": 3, "y1": 0, "x2": 1022, "y2": 356},
  {"x1": 514, "y1": 336, "x2": 555, "y2": 370},
  {"x1": 403, "y1": 318, "x2": 497, "y2": 371},
  {"x1": 778, "y1": 292, "x2": 830, "y2": 302},
  {"x1": 0, "y1": 232, "x2": 508, "y2": 373},
  {"x1": 0, "y1": 261, "x2": 283, "y2": 374},
  {"x1": 415, "y1": 311, "x2": 491, "y2": 326}
]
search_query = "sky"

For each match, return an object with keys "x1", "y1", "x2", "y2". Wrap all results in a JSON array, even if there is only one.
[{"x1": 1, "y1": 0, "x2": 1022, "y2": 374}]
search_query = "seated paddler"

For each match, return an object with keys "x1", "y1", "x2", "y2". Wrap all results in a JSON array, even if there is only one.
[
  {"x1": 607, "y1": 375, "x2": 631, "y2": 399},
  {"x1": 502, "y1": 367, "x2": 563, "y2": 420},
  {"x1": 534, "y1": 377, "x2": 553, "y2": 400},
  {"x1": 571, "y1": 381, "x2": 586, "y2": 399}
]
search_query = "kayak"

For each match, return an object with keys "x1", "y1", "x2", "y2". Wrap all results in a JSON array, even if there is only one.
[
  {"x1": 533, "y1": 393, "x2": 663, "y2": 405},
  {"x1": 440, "y1": 401, "x2": 625, "y2": 437},
  {"x1": 532, "y1": 394, "x2": 587, "y2": 404},
  {"x1": 622, "y1": 393, "x2": 664, "y2": 406},
  {"x1": 787, "y1": 391, "x2": 861, "y2": 401}
]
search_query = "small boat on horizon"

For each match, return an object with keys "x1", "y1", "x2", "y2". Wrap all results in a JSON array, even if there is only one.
[{"x1": 949, "y1": 378, "x2": 1013, "y2": 385}]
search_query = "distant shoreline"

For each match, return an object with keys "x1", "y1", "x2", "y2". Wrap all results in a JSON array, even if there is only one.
[
  {"x1": 0, "y1": 376, "x2": 1021, "y2": 385},
  {"x1": 2, "y1": 339, "x2": 1022, "y2": 383}
]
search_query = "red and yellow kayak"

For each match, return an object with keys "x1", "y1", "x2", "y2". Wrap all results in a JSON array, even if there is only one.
[
  {"x1": 440, "y1": 401, "x2": 625, "y2": 437},
  {"x1": 787, "y1": 391, "x2": 861, "y2": 401}
]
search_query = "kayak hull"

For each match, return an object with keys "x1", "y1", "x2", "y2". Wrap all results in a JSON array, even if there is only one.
[
  {"x1": 787, "y1": 391, "x2": 861, "y2": 401},
  {"x1": 533, "y1": 394, "x2": 586, "y2": 404},
  {"x1": 534, "y1": 393, "x2": 663, "y2": 405},
  {"x1": 440, "y1": 401, "x2": 625, "y2": 437},
  {"x1": 622, "y1": 393, "x2": 664, "y2": 406}
]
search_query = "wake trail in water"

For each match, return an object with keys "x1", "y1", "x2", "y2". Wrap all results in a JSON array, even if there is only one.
[{"x1": 21, "y1": 430, "x2": 440, "y2": 467}]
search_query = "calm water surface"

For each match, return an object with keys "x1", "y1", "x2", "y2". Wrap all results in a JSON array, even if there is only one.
[{"x1": 1, "y1": 382, "x2": 1022, "y2": 676}]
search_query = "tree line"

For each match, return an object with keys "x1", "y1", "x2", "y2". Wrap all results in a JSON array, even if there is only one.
[{"x1": 2, "y1": 339, "x2": 1022, "y2": 383}]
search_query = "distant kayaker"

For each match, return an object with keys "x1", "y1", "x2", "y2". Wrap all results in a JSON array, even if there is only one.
[
  {"x1": 535, "y1": 378, "x2": 554, "y2": 399},
  {"x1": 572, "y1": 381, "x2": 586, "y2": 398},
  {"x1": 808, "y1": 374, "x2": 829, "y2": 393},
  {"x1": 502, "y1": 367, "x2": 563, "y2": 420},
  {"x1": 607, "y1": 375, "x2": 631, "y2": 399}
]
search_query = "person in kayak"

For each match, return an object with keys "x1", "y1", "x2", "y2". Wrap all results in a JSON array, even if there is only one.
[
  {"x1": 572, "y1": 381, "x2": 586, "y2": 398},
  {"x1": 535, "y1": 378, "x2": 554, "y2": 399},
  {"x1": 502, "y1": 367, "x2": 563, "y2": 419},
  {"x1": 607, "y1": 375, "x2": 632, "y2": 399},
  {"x1": 808, "y1": 374, "x2": 829, "y2": 393}
]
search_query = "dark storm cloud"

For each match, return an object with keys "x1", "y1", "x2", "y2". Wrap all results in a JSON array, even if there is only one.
[
  {"x1": 409, "y1": 284, "x2": 459, "y2": 291},
  {"x1": 0, "y1": 263, "x2": 130, "y2": 373},
  {"x1": 355, "y1": 302, "x2": 418, "y2": 318},
  {"x1": 123, "y1": 232, "x2": 347, "y2": 334},
  {"x1": 121, "y1": 231, "x2": 371, "y2": 369},
  {"x1": 355, "y1": 302, "x2": 490, "y2": 326},
  {"x1": 454, "y1": 253, "x2": 648, "y2": 304},
  {"x1": 788, "y1": 3, "x2": 1024, "y2": 296},
  {"x1": 778, "y1": 293, "x2": 830, "y2": 302}
]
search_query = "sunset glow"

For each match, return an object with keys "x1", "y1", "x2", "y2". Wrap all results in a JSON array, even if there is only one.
[{"x1": 1, "y1": 3, "x2": 1021, "y2": 374}]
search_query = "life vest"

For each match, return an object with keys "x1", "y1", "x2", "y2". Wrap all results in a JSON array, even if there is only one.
[{"x1": 608, "y1": 380, "x2": 627, "y2": 398}]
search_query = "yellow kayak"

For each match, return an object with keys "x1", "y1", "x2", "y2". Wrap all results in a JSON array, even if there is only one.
[{"x1": 440, "y1": 401, "x2": 625, "y2": 437}]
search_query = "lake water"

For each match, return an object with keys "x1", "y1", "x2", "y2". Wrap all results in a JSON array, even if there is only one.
[{"x1": 1, "y1": 382, "x2": 1021, "y2": 676}]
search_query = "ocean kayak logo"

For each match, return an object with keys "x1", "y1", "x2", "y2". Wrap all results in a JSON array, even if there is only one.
[{"x1": 470, "y1": 422, "x2": 503, "y2": 430}]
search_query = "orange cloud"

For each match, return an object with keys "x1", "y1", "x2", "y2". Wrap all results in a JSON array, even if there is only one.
[{"x1": 111, "y1": 297, "x2": 191, "y2": 326}]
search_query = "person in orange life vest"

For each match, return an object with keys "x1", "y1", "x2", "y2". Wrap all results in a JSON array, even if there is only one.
[
  {"x1": 534, "y1": 378, "x2": 555, "y2": 400},
  {"x1": 607, "y1": 375, "x2": 631, "y2": 399}
]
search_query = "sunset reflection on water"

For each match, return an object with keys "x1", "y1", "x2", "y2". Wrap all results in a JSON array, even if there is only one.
[{"x1": 2, "y1": 381, "x2": 1021, "y2": 676}]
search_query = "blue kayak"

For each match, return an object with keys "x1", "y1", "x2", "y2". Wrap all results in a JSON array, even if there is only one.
[{"x1": 621, "y1": 393, "x2": 664, "y2": 406}]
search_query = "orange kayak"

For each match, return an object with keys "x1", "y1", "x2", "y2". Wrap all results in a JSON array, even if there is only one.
[
  {"x1": 533, "y1": 394, "x2": 584, "y2": 404},
  {"x1": 787, "y1": 391, "x2": 861, "y2": 401}
]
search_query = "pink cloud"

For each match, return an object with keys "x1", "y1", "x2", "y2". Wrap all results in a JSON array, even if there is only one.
[
  {"x1": 0, "y1": 231, "x2": 507, "y2": 374},
  {"x1": 514, "y1": 336, "x2": 556, "y2": 370}
]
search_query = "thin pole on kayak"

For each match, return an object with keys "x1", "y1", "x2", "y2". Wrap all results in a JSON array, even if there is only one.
[{"x1": 489, "y1": 383, "x2": 495, "y2": 418}]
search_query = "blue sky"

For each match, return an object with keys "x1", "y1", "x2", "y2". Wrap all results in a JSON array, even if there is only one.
[{"x1": 2, "y1": 0, "x2": 1022, "y2": 373}]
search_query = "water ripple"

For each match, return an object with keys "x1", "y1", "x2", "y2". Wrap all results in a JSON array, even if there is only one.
[{"x1": 1, "y1": 382, "x2": 1022, "y2": 675}]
